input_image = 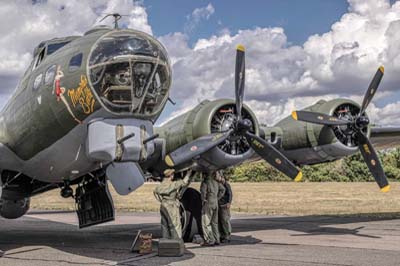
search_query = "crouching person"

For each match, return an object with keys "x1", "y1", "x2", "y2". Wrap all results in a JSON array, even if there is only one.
[{"x1": 154, "y1": 169, "x2": 192, "y2": 239}]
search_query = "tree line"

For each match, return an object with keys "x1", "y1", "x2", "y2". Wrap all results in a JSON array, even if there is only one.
[{"x1": 222, "y1": 148, "x2": 400, "y2": 182}]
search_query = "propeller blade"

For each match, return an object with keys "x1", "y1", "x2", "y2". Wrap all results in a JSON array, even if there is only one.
[
  {"x1": 235, "y1": 45, "x2": 245, "y2": 120},
  {"x1": 357, "y1": 132, "x2": 390, "y2": 192},
  {"x1": 245, "y1": 132, "x2": 302, "y2": 181},
  {"x1": 165, "y1": 130, "x2": 233, "y2": 167},
  {"x1": 292, "y1": 111, "x2": 350, "y2": 126},
  {"x1": 359, "y1": 66, "x2": 384, "y2": 115}
]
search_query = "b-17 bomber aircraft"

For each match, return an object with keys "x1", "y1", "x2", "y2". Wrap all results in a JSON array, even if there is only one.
[{"x1": 1, "y1": 16, "x2": 399, "y2": 241}]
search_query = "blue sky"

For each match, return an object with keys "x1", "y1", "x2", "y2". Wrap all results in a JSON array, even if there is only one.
[{"x1": 145, "y1": 0, "x2": 348, "y2": 46}]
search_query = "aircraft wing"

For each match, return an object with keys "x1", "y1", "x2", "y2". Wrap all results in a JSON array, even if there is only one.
[{"x1": 370, "y1": 127, "x2": 400, "y2": 150}]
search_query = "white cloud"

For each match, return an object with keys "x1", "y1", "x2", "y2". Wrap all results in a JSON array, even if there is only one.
[
  {"x1": 160, "y1": 0, "x2": 400, "y2": 126},
  {"x1": 369, "y1": 101, "x2": 400, "y2": 126},
  {"x1": 94, "y1": 0, "x2": 152, "y2": 34},
  {"x1": 184, "y1": 3, "x2": 215, "y2": 34}
]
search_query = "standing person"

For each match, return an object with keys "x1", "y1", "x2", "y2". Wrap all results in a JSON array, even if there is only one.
[
  {"x1": 217, "y1": 171, "x2": 233, "y2": 243},
  {"x1": 200, "y1": 171, "x2": 225, "y2": 246},
  {"x1": 154, "y1": 169, "x2": 192, "y2": 239}
]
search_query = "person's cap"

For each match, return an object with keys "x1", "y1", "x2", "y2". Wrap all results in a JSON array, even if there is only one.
[{"x1": 163, "y1": 169, "x2": 175, "y2": 176}]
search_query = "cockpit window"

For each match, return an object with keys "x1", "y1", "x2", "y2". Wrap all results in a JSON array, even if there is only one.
[
  {"x1": 47, "y1": 42, "x2": 69, "y2": 55},
  {"x1": 33, "y1": 48, "x2": 45, "y2": 70},
  {"x1": 69, "y1": 53, "x2": 83, "y2": 72},
  {"x1": 88, "y1": 31, "x2": 171, "y2": 116}
]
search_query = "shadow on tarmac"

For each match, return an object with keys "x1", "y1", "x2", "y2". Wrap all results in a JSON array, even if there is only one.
[{"x1": 0, "y1": 212, "x2": 399, "y2": 265}]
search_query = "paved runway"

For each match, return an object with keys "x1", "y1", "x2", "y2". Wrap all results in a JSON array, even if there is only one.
[{"x1": 1, "y1": 211, "x2": 400, "y2": 266}]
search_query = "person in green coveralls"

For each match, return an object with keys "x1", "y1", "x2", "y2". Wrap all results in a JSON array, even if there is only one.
[
  {"x1": 200, "y1": 171, "x2": 225, "y2": 246},
  {"x1": 217, "y1": 171, "x2": 233, "y2": 243},
  {"x1": 154, "y1": 169, "x2": 192, "y2": 239}
]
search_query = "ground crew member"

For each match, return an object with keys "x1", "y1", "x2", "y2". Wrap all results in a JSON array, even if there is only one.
[
  {"x1": 154, "y1": 169, "x2": 192, "y2": 239},
  {"x1": 200, "y1": 171, "x2": 225, "y2": 246},
  {"x1": 217, "y1": 172, "x2": 233, "y2": 243}
]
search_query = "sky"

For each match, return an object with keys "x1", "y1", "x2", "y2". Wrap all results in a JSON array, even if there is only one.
[{"x1": 1, "y1": 0, "x2": 400, "y2": 126}]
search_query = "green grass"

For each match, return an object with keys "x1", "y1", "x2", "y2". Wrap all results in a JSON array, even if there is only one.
[{"x1": 30, "y1": 182, "x2": 400, "y2": 216}]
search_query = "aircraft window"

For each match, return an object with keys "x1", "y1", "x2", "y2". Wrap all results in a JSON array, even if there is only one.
[
  {"x1": 270, "y1": 132, "x2": 277, "y2": 144},
  {"x1": 69, "y1": 53, "x2": 83, "y2": 72},
  {"x1": 33, "y1": 73, "x2": 43, "y2": 91},
  {"x1": 33, "y1": 48, "x2": 45, "y2": 69},
  {"x1": 47, "y1": 42, "x2": 69, "y2": 55},
  {"x1": 88, "y1": 32, "x2": 171, "y2": 116},
  {"x1": 93, "y1": 62, "x2": 132, "y2": 113},
  {"x1": 90, "y1": 61, "x2": 170, "y2": 115},
  {"x1": 133, "y1": 62, "x2": 152, "y2": 98},
  {"x1": 90, "y1": 34, "x2": 166, "y2": 66},
  {"x1": 44, "y1": 65, "x2": 56, "y2": 85},
  {"x1": 140, "y1": 65, "x2": 170, "y2": 115}
]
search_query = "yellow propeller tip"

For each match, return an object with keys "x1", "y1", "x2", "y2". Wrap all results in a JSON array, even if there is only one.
[
  {"x1": 237, "y1": 44, "x2": 245, "y2": 52},
  {"x1": 291, "y1": 111, "x2": 298, "y2": 121},
  {"x1": 379, "y1": 66, "x2": 384, "y2": 73},
  {"x1": 380, "y1": 185, "x2": 390, "y2": 193},
  {"x1": 165, "y1": 155, "x2": 175, "y2": 167},
  {"x1": 294, "y1": 172, "x2": 303, "y2": 182}
]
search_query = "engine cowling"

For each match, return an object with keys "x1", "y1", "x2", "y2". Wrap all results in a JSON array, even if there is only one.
[
  {"x1": 270, "y1": 98, "x2": 369, "y2": 165},
  {"x1": 156, "y1": 99, "x2": 260, "y2": 171}
]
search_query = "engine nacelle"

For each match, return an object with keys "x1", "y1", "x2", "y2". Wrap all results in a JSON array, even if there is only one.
[
  {"x1": 0, "y1": 197, "x2": 30, "y2": 219},
  {"x1": 269, "y1": 99, "x2": 370, "y2": 165},
  {"x1": 156, "y1": 99, "x2": 260, "y2": 171}
]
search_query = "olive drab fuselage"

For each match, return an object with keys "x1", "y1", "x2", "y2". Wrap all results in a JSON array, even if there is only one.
[{"x1": 0, "y1": 27, "x2": 171, "y2": 161}]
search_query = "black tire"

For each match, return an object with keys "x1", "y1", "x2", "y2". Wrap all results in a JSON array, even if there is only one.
[{"x1": 180, "y1": 187, "x2": 202, "y2": 242}]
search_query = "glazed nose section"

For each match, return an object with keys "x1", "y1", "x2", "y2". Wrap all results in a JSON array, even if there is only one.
[{"x1": 88, "y1": 30, "x2": 171, "y2": 117}]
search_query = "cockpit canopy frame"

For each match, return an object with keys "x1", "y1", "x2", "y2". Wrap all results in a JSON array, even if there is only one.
[{"x1": 87, "y1": 29, "x2": 172, "y2": 119}]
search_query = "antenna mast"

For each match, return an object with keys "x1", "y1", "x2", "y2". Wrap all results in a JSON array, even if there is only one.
[{"x1": 99, "y1": 13, "x2": 122, "y2": 29}]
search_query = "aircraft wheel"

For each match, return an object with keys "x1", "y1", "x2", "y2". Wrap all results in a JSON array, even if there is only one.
[{"x1": 180, "y1": 187, "x2": 203, "y2": 242}]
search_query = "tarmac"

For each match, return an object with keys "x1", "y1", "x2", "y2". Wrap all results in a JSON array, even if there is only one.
[{"x1": 1, "y1": 211, "x2": 400, "y2": 266}]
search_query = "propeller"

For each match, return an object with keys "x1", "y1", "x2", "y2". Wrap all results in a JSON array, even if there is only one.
[
  {"x1": 235, "y1": 45, "x2": 245, "y2": 121},
  {"x1": 165, "y1": 45, "x2": 303, "y2": 182},
  {"x1": 291, "y1": 66, "x2": 390, "y2": 192},
  {"x1": 165, "y1": 130, "x2": 233, "y2": 167}
]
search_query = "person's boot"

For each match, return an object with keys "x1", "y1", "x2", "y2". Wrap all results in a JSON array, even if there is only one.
[{"x1": 200, "y1": 241, "x2": 215, "y2": 247}]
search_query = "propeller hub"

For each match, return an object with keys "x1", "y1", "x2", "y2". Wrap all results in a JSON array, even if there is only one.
[
  {"x1": 237, "y1": 118, "x2": 253, "y2": 133},
  {"x1": 355, "y1": 116, "x2": 369, "y2": 129}
]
